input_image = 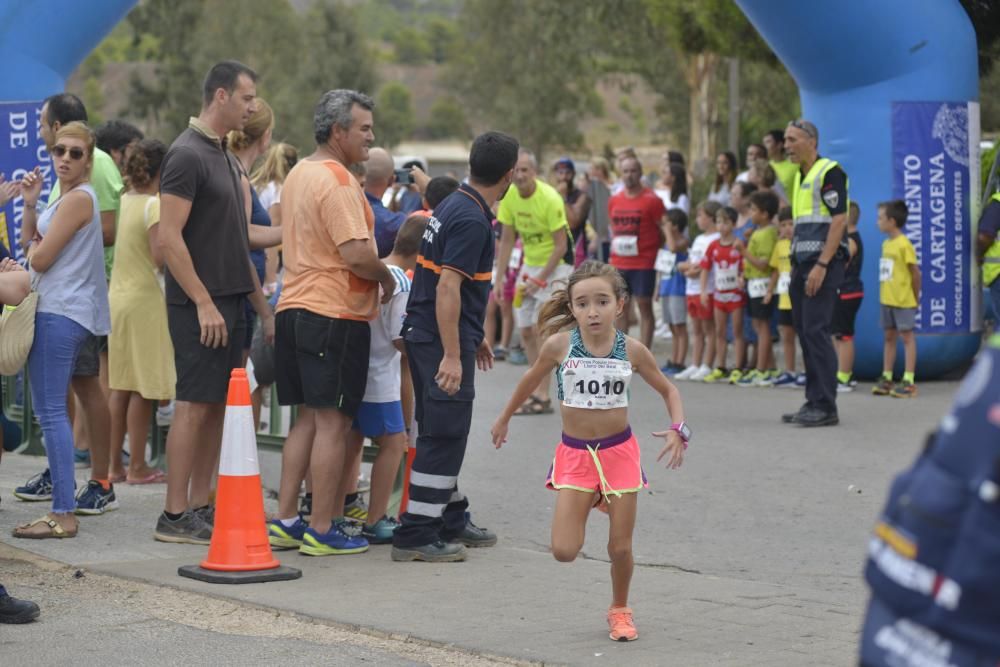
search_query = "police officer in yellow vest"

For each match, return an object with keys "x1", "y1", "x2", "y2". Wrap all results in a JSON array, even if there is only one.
[
  {"x1": 781, "y1": 119, "x2": 850, "y2": 427},
  {"x1": 975, "y1": 192, "x2": 1000, "y2": 324}
]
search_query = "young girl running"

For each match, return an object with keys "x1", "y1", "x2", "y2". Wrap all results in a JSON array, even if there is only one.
[{"x1": 491, "y1": 260, "x2": 688, "y2": 643}]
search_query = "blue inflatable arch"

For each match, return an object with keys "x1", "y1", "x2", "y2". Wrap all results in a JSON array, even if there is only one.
[
  {"x1": 0, "y1": 1, "x2": 135, "y2": 100},
  {"x1": 736, "y1": 0, "x2": 981, "y2": 378},
  {"x1": 0, "y1": 1, "x2": 982, "y2": 378},
  {"x1": 0, "y1": 0, "x2": 135, "y2": 259}
]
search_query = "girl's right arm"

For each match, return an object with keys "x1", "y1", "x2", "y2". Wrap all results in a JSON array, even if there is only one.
[{"x1": 491, "y1": 333, "x2": 567, "y2": 449}]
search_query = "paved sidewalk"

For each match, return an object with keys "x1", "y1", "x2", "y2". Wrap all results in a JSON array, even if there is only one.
[{"x1": 0, "y1": 360, "x2": 958, "y2": 666}]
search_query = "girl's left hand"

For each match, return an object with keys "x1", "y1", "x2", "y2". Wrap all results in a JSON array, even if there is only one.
[{"x1": 652, "y1": 429, "x2": 685, "y2": 469}]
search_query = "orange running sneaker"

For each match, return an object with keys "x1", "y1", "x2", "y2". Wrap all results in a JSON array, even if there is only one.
[{"x1": 607, "y1": 606, "x2": 638, "y2": 642}]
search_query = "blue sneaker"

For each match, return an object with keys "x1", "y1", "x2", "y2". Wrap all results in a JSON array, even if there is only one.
[
  {"x1": 771, "y1": 371, "x2": 797, "y2": 388},
  {"x1": 795, "y1": 373, "x2": 807, "y2": 387},
  {"x1": 74, "y1": 480, "x2": 119, "y2": 515},
  {"x1": 73, "y1": 448, "x2": 91, "y2": 469},
  {"x1": 299, "y1": 520, "x2": 369, "y2": 556},
  {"x1": 268, "y1": 517, "x2": 308, "y2": 549},
  {"x1": 13, "y1": 468, "x2": 54, "y2": 502},
  {"x1": 362, "y1": 516, "x2": 400, "y2": 544},
  {"x1": 660, "y1": 363, "x2": 684, "y2": 376},
  {"x1": 508, "y1": 347, "x2": 528, "y2": 365}
]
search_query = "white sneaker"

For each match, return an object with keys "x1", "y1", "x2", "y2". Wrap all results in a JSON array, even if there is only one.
[
  {"x1": 156, "y1": 403, "x2": 175, "y2": 427},
  {"x1": 675, "y1": 365, "x2": 699, "y2": 380},
  {"x1": 690, "y1": 364, "x2": 713, "y2": 381}
]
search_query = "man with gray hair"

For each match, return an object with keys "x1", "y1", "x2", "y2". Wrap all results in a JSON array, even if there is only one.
[{"x1": 267, "y1": 89, "x2": 397, "y2": 556}]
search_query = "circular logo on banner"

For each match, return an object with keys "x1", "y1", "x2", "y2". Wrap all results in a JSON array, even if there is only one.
[{"x1": 931, "y1": 104, "x2": 969, "y2": 167}]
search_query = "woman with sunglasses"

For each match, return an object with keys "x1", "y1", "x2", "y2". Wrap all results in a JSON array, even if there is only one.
[{"x1": 14, "y1": 121, "x2": 111, "y2": 539}]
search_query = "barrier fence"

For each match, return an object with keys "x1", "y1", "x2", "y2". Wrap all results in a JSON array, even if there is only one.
[{"x1": 1, "y1": 372, "x2": 405, "y2": 518}]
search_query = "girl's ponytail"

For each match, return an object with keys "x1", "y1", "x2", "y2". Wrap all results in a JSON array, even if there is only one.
[{"x1": 538, "y1": 287, "x2": 575, "y2": 340}]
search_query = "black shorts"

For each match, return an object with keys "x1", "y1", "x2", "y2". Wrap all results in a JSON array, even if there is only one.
[
  {"x1": 72, "y1": 334, "x2": 102, "y2": 377},
  {"x1": 274, "y1": 309, "x2": 370, "y2": 416},
  {"x1": 618, "y1": 268, "x2": 657, "y2": 299},
  {"x1": 777, "y1": 308, "x2": 793, "y2": 327},
  {"x1": 748, "y1": 296, "x2": 774, "y2": 321},
  {"x1": 249, "y1": 321, "x2": 275, "y2": 387},
  {"x1": 168, "y1": 295, "x2": 246, "y2": 404},
  {"x1": 832, "y1": 295, "x2": 864, "y2": 339},
  {"x1": 243, "y1": 298, "x2": 257, "y2": 350}
]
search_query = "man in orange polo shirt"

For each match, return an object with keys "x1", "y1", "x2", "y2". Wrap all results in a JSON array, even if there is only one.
[{"x1": 270, "y1": 89, "x2": 396, "y2": 557}]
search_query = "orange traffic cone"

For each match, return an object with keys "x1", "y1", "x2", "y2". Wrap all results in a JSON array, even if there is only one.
[{"x1": 179, "y1": 369, "x2": 301, "y2": 584}]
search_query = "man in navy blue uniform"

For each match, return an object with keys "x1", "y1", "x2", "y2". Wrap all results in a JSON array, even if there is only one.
[
  {"x1": 391, "y1": 131, "x2": 519, "y2": 562},
  {"x1": 859, "y1": 334, "x2": 1000, "y2": 666}
]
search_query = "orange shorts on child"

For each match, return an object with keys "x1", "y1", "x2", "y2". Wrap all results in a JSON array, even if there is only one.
[{"x1": 546, "y1": 427, "x2": 648, "y2": 499}]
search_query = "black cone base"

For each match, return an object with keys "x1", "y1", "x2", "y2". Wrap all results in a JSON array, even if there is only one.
[{"x1": 178, "y1": 564, "x2": 302, "y2": 584}]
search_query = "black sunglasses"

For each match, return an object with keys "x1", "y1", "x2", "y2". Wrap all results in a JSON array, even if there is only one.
[
  {"x1": 787, "y1": 120, "x2": 817, "y2": 139},
  {"x1": 51, "y1": 145, "x2": 86, "y2": 161}
]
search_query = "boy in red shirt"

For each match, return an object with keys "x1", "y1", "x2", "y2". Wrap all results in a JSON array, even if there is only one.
[{"x1": 699, "y1": 206, "x2": 746, "y2": 381}]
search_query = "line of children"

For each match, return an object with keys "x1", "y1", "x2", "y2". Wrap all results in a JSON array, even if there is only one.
[
  {"x1": 699, "y1": 206, "x2": 746, "y2": 382},
  {"x1": 492, "y1": 260, "x2": 688, "y2": 643},
  {"x1": 662, "y1": 196, "x2": 923, "y2": 397},
  {"x1": 872, "y1": 200, "x2": 920, "y2": 398}
]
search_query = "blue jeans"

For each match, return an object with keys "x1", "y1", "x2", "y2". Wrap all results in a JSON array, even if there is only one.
[{"x1": 28, "y1": 312, "x2": 89, "y2": 513}]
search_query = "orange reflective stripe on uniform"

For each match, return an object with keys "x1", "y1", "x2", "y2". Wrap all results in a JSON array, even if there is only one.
[{"x1": 416, "y1": 255, "x2": 442, "y2": 274}]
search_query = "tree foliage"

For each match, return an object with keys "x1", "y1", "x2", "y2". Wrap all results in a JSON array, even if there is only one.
[
  {"x1": 447, "y1": 0, "x2": 604, "y2": 161},
  {"x1": 961, "y1": 0, "x2": 1000, "y2": 77},
  {"x1": 376, "y1": 81, "x2": 415, "y2": 148},
  {"x1": 118, "y1": 0, "x2": 376, "y2": 151},
  {"x1": 423, "y1": 96, "x2": 470, "y2": 140}
]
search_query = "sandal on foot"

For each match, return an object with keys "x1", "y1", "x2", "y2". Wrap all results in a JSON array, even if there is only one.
[
  {"x1": 110, "y1": 472, "x2": 127, "y2": 484},
  {"x1": 513, "y1": 396, "x2": 553, "y2": 416},
  {"x1": 126, "y1": 470, "x2": 166, "y2": 485},
  {"x1": 13, "y1": 515, "x2": 78, "y2": 539}
]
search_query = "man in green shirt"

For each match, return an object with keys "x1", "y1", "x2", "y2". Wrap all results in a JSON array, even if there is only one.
[
  {"x1": 494, "y1": 150, "x2": 573, "y2": 415},
  {"x1": 763, "y1": 129, "x2": 798, "y2": 199}
]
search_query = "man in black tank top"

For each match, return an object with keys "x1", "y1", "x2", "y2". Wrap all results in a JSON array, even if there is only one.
[{"x1": 832, "y1": 202, "x2": 864, "y2": 391}]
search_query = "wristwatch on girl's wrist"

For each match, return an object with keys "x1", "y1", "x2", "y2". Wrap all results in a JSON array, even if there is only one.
[{"x1": 669, "y1": 421, "x2": 692, "y2": 442}]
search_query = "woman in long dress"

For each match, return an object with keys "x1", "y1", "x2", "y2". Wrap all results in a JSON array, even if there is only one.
[{"x1": 107, "y1": 139, "x2": 174, "y2": 484}]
